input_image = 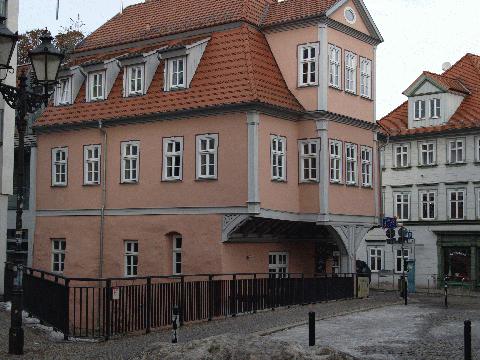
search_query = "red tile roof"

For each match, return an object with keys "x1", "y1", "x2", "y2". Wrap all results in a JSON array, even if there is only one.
[
  {"x1": 263, "y1": 0, "x2": 340, "y2": 27},
  {"x1": 36, "y1": 26, "x2": 303, "y2": 128},
  {"x1": 379, "y1": 53, "x2": 480, "y2": 136}
]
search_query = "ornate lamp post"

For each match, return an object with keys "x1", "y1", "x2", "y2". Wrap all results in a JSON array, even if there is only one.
[{"x1": 0, "y1": 26, "x2": 63, "y2": 354}]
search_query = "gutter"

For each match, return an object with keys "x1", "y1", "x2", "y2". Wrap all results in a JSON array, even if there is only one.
[{"x1": 98, "y1": 120, "x2": 107, "y2": 278}]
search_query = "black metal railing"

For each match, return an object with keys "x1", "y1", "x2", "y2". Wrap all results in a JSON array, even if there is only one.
[{"x1": 4, "y1": 264, "x2": 356, "y2": 340}]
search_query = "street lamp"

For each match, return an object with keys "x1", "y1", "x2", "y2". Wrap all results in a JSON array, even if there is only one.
[
  {"x1": 0, "y1": 29, "x2": 63, "y2": 355},
  {"x1": 0, "y1": 14, "x2": 18, "y2": 71}
]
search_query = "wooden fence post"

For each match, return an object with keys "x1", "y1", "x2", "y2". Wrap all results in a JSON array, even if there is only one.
[
  {"x1": 180, "y1": 276, "x2": 185, "y2": 326},
  {"x1": 105, "y1": 279, "x2": 111, "y2": 341},
  {"x1": 230, "y1": 275, "x2": 237, "y2": 317},
  {"x1": 208, "y1": 275, "x2": 213, "y2": 321},
  {"x1": 63, "y1": 278, "x2": 70, "y2": 341},
  {"x1": 146, "y1": 277, "x2": 152, "y2": 334}
]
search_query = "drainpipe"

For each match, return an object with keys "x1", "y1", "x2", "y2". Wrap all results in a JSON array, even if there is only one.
[
  {"x1": 377, "y1": 133, "x2": 390, "y2": 225},
  {"x1": 98, "y1": 120, "x2": 107, "y2": 278}
]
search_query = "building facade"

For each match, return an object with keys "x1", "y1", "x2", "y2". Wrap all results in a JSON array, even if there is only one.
[
  {"x1": 0, "y1": 0, "x2": 18, "y2": 294},
  {"x1": 359, "y1": 54, "x2": 480, "y2": 288},
  {"x1": 33, "y1": 0, "x2": 383, "y2": 279}
]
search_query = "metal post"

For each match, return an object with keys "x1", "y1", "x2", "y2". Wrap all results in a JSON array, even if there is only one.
[
  {"x1": 208, "y1": 275, "x2": 213, "y2": 321},
  {"x1": 172, "y1": 306, "x2": 179, "y2": 343},
  {"x1": 105, "y1": 279, "x2": 111, "y2": 341},
  {"x1": 230, "y1": 275, "x2": 237, "y2": 317},
  {"x1": 146, "y1": 277, "x2": 152, "y2": 334},
  {"x1": 308, "y1": 312, "x2": 315, "y2": 346},
  {"x1": 180, "y1": 276, "x2": 185, "y2": 326},
  {"x1": 464, "y1": 320, "x2": 471, "y2": 360},
  {"x1": 400, "y1": 231, "x2": 407, "y2": 306},
  {"x1": 63, "y1": 279, "x2": 70, "y2": 341},
  {"x1": 444, "y1": 277, "x2": 448, "y2": 308},
  {"x1": 301, "y1": 273, "x2": 305, "y2": 305},
  {"x1": 253, "y1": 273, "x2": 257, "y2": 314}
]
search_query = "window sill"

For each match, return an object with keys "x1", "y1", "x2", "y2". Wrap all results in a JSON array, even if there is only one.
[
  {"x1": 330, "y1": 180, "x2": 343, "y2": 185},
  {"x1": 413, "y1": 118, "x2": 426, "y2": 121},
  {"x1": 446, "y1": 162, "x2": 466, "y2": 167},
  {"x1": 166, "y1": 86, "x2": 187, "y2": 92},
  {"x1": 360, "y1": 95, "x2": 373, "y2": 102},
  {"x1": 329, "y1": 84, "x2": 342, "y2": 91},
  {"x1": 56, "y1": 102, "x2": 72, "y2": 107},
  {"x1": 297, "y1": 84, "x2": 318, "y2": 89},
  {"x1": 271, "y1": 179, "x2": 287, "y2": 183},
  {"x1": 120, "y1": 181, "x2": 139, "y2": 185},
  {"x1": 299, "y1": 180, "x2": 320, "y2": 184},
  {"x1": 195, "y1": 178, "x2": 218, "y2": 182},
  {"x1": 417, "y1": 164, "x2": 438, "y2": 168},
  {"x1": 346, "y1": 182, "x2": 358, "y2": 187},
  {"x1": 392, "y1": 166, "x2": 411, "y2": 171},
  {"x1": 162, "y1": 179, "x2": 182, "y2": 183},
  {"x1": 361, "y1": 185, "x2": 374, "y2": 189},
  {"x1": 345, "y1": 90, "x2": 358, "y2": 97},
  {"x1": 51, "y1": 184, "x2": 67, "y2": 188},
  {"x1": 83, "y1": 183, "x2": 101, "y2": 187},
  {"x1": 126, "y1": 92, "x2": 145, "y2": 98},
  {"x1": 88, "y1": 98, "x2": 106, "y2": 102}
]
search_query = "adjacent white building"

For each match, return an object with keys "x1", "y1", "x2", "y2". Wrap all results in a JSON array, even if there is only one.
[
  {"x1": 358, "y1": 54, "x2": 480, "y2": 289},
  {"x1": 0, "y1": 0, "x2": 19, "y2": 295}
]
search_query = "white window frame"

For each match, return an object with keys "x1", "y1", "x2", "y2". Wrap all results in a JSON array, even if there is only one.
[
  {"x1": 126, "y1": 64, "x2": 144, "y2": 96},
  {"x1": 448, "y1": 138, "x2": 465, "y2": 164},
  {"x1": 475, "y1": 136, "x2": 480, "y2": 163},
  {"x1": 172, "y1": 235, "x2": 182, "y2": 275},
  {"x1": 361, "y1": 146, "x2": 373, "y2": 187},
  {"x1": 84, "y1": 144, "x2": 101, "y2": 185},
  {"x1": 52, "y1": 239, "x2": 66, "y2": 274},
  {"x1": 329, "y1": 139, "x2": 342, "y2": 183},
  {"x1": 414, "y1": 100, "x2": 426, "y2": 120},
  {"x1": 298, "y1": 44, "x2": 319, "y2": 86},
  {"x1": 430, "y1": 98, "x2": 441, "y2": 118},
  {"x1": 271, "y1": 135, "x2": 286, "y2": 181},
  {"x1": 419, "y1": 141, "x2": 436, "y2": 166},
  {"x1": 394, "y1": 192, "x2": 410, "y2": 221},
  {"x1": 163, "y1": 137, "x2": 183, "y2": 181},
  {"x1": 196, "y1": 134, "x2": 218, "y2": 179},
  {"x1": 167, "y1": 57, "x2": 186, "y2": 90},
  {"x1": 344, "y1": 51, "x2": 357, "y2": 94},
  {"x1": 268, "y1": 252, "x2": 289, "y2": 277},
  {"x1": 360, "y1": 57, "x2": 372, "y2": 98},
  {"x1": 124, "y1": 240, "x2": 138, "y2": 277},
  {"x1": 395, "y1": 248, "x2": 410, "y2": 273},
  {"x1": 298, "y1": 139, "x2": 320, "y2": 182},
  {"x1": 121, "y1": 141, "x2": 140, "y2": 183},
  {"x1": 88, "y1": 71, "x2": 105, "y2": 101},
  {"x1": 57, "y1": 77, "x2": 72, "y2": 105},
  {"x1": 419, "y1": 190, "x2": 436, "y2": 220},
  {"x1": 476, "y1": 188, "x2": 480, "y2": 219},
  {"x1": 394, "y1": 143, "x2": 410, "y2": 168},
  {"x1": 345, "y1": 143, "x2": 358, "y2": 185},
  {"x1": 448, "y1": 189, "x2": 466, "y2": 220},
  {"x1": 329, "y1": 44, "x2": 341, "y2": 89},
  {"x1": 369, "y1": 247, "x2": 383, "y2": 272},
  {"x1": 51, "y1": 147, "x2": 68, "y2": 186}
]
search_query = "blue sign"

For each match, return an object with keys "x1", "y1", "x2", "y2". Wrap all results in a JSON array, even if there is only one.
[{"x1": 382, "y1": 217, "x2": 397, "y2": 229}]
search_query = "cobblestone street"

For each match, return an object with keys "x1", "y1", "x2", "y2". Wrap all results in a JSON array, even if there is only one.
[{"x1": 0, "y1": 291, "x2": 478, "y2": 359}]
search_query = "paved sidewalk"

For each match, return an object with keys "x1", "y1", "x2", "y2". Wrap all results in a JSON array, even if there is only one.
[{"x1": 0, "y1": 291, "x2": 399, "y2": 360}]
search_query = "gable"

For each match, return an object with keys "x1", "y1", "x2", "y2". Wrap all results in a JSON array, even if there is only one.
[
  {"x1": 328, "y1": 0, "x2": 370, "y2": 35},
  {"x1": 411, "y1": 80, "x2": 444, "y2": 96}
]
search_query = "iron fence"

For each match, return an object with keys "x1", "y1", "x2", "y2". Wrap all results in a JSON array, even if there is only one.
[{"x1": 4, "y1": 263, "x2": 356, "y2": 340}]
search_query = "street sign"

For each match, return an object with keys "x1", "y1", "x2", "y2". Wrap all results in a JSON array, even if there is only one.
[
  {"x1": 112, "y1": 287, "x2": 120, "y2": 300},
  {"x1": 382, "y1": 217, "x2": 397, "y2": 229}
]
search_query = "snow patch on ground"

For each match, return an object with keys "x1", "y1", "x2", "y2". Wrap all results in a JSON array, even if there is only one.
[{"x1": 132, "y1": 334, "x2": 354, "y2": 360}]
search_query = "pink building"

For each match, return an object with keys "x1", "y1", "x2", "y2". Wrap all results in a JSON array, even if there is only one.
[{"x1": 33, "y1": 0, "x2": 383, "y2": 279}]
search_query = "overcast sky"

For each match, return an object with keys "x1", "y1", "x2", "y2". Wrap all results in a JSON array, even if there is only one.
[{"x1": 19, "y1": 0, "x2": 480, "y2": 119}]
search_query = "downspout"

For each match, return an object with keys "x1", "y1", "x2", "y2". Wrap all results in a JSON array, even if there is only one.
[
  {"x1": 377, "y1": 133, "x2": 390, "y2": 225},
  {"x1": 98, "y1": 120, "x2": 107, "y2": 278}
]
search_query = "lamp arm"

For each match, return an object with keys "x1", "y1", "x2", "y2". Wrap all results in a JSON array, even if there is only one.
[{"x1": 0, "y1": 82, "x2": 47, "y2": 115}]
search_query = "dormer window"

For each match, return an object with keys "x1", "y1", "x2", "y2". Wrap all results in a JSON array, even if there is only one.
[
  {"x1": 58, "y1": 77, "x2": 72, "y2": 105},
  {"x1": 414, "y1": 100, "x2": 426, "y2": 120},
  {"x1": 430, "y1": 98, "x2": 441, "y2": 118},
  {"x1": 168, "y1": 57, "x2": 186, "y2": 90},
  {"x1": 89, "y1": 71, "x2": 105, "y2": 101},
  {"x1": 126, "y1": 65, "x2": 144, "y2": 96}
]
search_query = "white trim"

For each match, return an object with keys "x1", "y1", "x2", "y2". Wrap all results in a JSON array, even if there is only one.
[
  {"x1": 447, "y1": 138, "x2": 466, "y2": 164},
  {"x1": 163, "y1": 137, "x2": 183, "y2": 181},
  {"x1": 360, "y1": 57, "x2": 372, "y2": 98},
  {"x1": 196, "y1": 134, "x2": 218, "y2": 180},
  {"x1": 475, "y1": 136, "x2": 480, "y2": 163},
  {"x1": 56, "y1": 77, "x2": 72, "y2": 105},
  {"x1": 172, "y1": 234, "x2": 182, "y2": 275},
  {"x1": 124, "y1": 240, "x2": 138, "y2": 277},
  {"x1": 345, "y1": 143, "x2": 358, "y2": 185},
  {"x1": 394, "y1": 248, "x2": 410, "y2": 273},
  {"x1": 368, "y1": 246, "x2": 383, "y2": 272},
  {"x1": 51, "y1": 147, "x2": 68, "y2": 187},
  {"x1": 328, "y1": 44, "x2": 341, "y2": 89},
  {"x1": 344, "y1": 6, "x2": 357, "y2": 24},
  {"x1": 268, "y1": 252, "x2": 289, "y2": 276},
  {"x1": 51, "y1": 239, "x2": 66, "y2": 274},
  {"x1": 121, "y1": 141, "x2": 140, "y2": 183},
  {"x1": 329, "y1": 139, "x2": 342, "y2": 183},
  {"x1": 419, "y1": 190, "x2": 436, "y2": 220},
  {"x1": 447, "y1": 188, "x2": 466, "y2": 220},
  {"x1": 393, "y1": 143, "x2": 410, "y2": 168},
  {"x1": 84, "y1": 144, "x2": 101, "y2": 185},
  {"x1": 126, "y1": 64, "x2": 145, "y2": 96},
  {"x1": 344, "y1": 51, "x2": 357, "y2": 94},
  {"x1": 361, "y1": 146, "x2": 372, "y2": 187},
  {"x1": 429, "y1": 98, "x2": 441, "y2": 119},
  {"x1": 165, "y1": 56, "x2": 186, "y2": 91},
  {"x1": 270, "y1": 135, "x2": 287, "y2": 181},
  {"x1": 88, "y1": 71, "x2": 106, "y2": 101},
  {"x1": 298, "y1": 43, "x2": 319, "y2": 87},
  {"x1": 394, "y1": 192, "x2": 410, "y2": 221},
  {"x1": 298, "y1": 139, "x2": 320, "y2": 183},
  {"x1": 418, "y1": 141, "x2": 436, "y2": 166}
]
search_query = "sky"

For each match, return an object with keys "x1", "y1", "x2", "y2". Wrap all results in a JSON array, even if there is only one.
[{"x1": 19, "y1": 0, "x2": 480, "y2": 119}]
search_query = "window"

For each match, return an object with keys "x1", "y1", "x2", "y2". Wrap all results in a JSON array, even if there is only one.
[
  {"x1": 419, "y1": 141, "x2": 436, "y2": 166},
  {"x1": 299, "y1": 139, "x2": 320, "y2": 182},
  {"x1": 345, "y1": 143, "x2": 357, "y2": 185},
  {"x1": 476, "y1": 137, "x2": 480, "y2": 162},
  {"x1": 395, "y1": 248, "x2": 409, "y2": 273},
  {"x1": 84, "y1": 145, "x2": 101, "y2": 185},
  {"x1": 329, "y1": 45, "x2": 341, "y2": 89},
  {"x1": 172, "y1": 235, "x2": 182, "y2": 275},
  {"x1": 271, "y1": 135, "x2": 286, "y2": 181},
  {"x1": 51, "y1": 147, "x2": 68, "y2": 186},
  {"x1": 0, "y1": 0, "x2": 6, "y2": 19},
  {"x1": 52, "y1": 239, "x2": 66, "y2": 273},
  {"x1": 121, "y1": 141, "x2": 139, "y2": 183},
  {"x1": 430, "y1": 98, "x2": 441, "y2": 118},
  {"x1": 345, "y1": 51, "x2": 357, "y2": 94},
  {"x1": 394, "y1": 144, "x2": 409, "y2": 168},
  {"x1": 369, "y1": 248, "x2": 383, "y2": 272},
  {"x1": 163, "y1": 137, "x2": 183, "y2": 181},
  {"x1": 361, "y1": 146, "x2": 373, "y2": 187},
  {"x1": 476, "y1": 189, "x2": 480, "y2": 219},
  {"x1": 329, "y1": 140, "x2": 342, "y2": 183},
  {"x1": 448, "y1": 189, "x2": 465, "y2": 220},
  {"x1": 0, "y1": 109, "x2": 3, "y2": 146},
  {"x1": 394, "y1": 193, "x2": 410, "y2": 221},
  {"x1": 420, "y1": 190, "x2": 436, "y2": 220},
  {"x1": 414, "y1": 100, "x2": 426, "y2": 120},
  {"x1": 127, "y1": 65, "x2": 144, "y2": 96},
  {"x1": 448, "y1": 138, "x2": 465, "y2": 164},
  {"x1": 57, "y1": 77, "x2": 71, "y2": 105},
  {"x1": 269, "y1": 252, "x2": 289, "y2": 277},
  {"x1": 360, "y1": 57, "x2": 372, "y2": 98},
  {"x1": 168, "y1": 57, "x2": 186, "y2": 89},
  {"x1": 298, "y1": 44, "x2": 318, "y2": 86},
  {"x1": 89, "y1": 72, "x2": 105, "y2": 101},
  {"x1": 125, "y1": 241, "x2": 138, "y2": 277},
  {"x1": 196, "y1": 134, "x2": 218, "y2": 179}
]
